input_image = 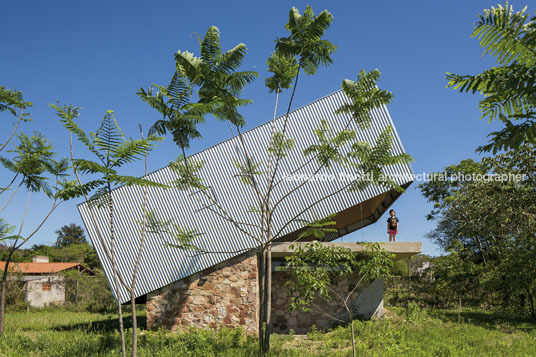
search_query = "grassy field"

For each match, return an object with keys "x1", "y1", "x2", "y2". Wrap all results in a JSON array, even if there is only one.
[{"x1": 1, "y1": 305, "x2": 535, "y2": 356}]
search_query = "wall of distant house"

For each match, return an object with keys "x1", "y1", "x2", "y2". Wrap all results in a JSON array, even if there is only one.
[{"x1": 25, "y1": 276, "x2": 65, "y2": 308}]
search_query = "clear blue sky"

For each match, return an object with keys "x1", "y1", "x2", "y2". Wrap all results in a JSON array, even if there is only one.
[{"x1": 2, "y1": 0, "x2": 525, "y2": 256}]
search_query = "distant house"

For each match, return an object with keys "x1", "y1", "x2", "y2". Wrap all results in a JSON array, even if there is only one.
[{"x1": 0, "y1": 256, "x2": 94, "y2": 308}]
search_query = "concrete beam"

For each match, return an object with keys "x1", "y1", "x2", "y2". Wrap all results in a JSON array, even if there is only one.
[{"x1": 271, "y1": 241, "x2": 422, "y2": 261}]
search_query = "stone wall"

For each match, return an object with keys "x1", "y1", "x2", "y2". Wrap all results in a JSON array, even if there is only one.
[
  {"x1": 271, "y1": 271, "x2": 383, "y2": 334},
  {"x1": 146, "y1": 252, "x2": 258, "y2": 335},
  {"x1": 146, "y1": 253, "x2": 384, "y2": 335}
]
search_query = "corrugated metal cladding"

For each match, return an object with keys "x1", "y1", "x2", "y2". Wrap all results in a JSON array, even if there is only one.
[{"x1": 78, "y1": 90, "x2": 414, "y2": 303}]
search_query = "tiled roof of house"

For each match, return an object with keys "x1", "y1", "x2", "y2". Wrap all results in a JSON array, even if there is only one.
[{"x1": 0, "y1": 261, "x2": 93, "y2": 274}]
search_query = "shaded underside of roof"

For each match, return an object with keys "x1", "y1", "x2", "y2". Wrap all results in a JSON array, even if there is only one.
[
  {"x1": 0, "y1": 262, "x2": 88, "y2": 274},
  {"x1": 78, "y1": 90, "x2": 414, "y2": 304}
]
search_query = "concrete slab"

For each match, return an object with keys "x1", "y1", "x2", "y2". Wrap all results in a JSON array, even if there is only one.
[{"x1": 271, "y1": 241, "x2": 422, "y2": 261}]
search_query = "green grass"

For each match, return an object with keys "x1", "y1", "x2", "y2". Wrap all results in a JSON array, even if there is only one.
[{"x1": 0, "y1": 306, "x2": 535, "y2": 356}]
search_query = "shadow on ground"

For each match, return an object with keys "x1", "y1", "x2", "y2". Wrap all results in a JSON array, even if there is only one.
[
  {"x1": 432, "y1": 309, "x2": 536, "y2": 332},
  {"x1": 53, "y1": 314, "x2": 147, "y2": 333}
]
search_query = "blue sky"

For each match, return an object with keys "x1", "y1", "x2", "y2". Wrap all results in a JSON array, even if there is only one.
[{"x1": 2, "y1": 0, "x2": 526, "y2": 256}]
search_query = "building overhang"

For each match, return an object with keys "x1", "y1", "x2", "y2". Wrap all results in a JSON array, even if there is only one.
[{"x1": 271, "y1": 241, "x2": 422, "y2": 261}]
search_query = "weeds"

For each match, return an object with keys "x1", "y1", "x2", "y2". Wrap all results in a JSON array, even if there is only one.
[{"x1": 1, "y1": 307, "x2": 535, "y2": 356}]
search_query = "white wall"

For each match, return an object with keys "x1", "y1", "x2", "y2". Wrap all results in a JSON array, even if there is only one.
[{"x1": 24, "y1": 276, "x2": 65, "y2": 308}]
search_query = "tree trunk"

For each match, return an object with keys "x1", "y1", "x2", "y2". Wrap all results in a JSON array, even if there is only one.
[
  {"x1": 257, "y1": 250, "x2": 265, "y2": 352},
  {"x1": 0, "y1": 247, "x2": 16, "y2": 336},
  {"x1": 108, "y1": 189, "x2": 126, "y2": 357},
  {"x1": 0, "y1": 278, "x2": 6, "y2": 337},
  {"x1": 526, "y1": 287, "x2": 535, "y2": 320},
  {"x1": 131, "y1": 290, "x2": 137, "y2": 357},
  {"x1": 75, "y1": 280, "x2": 79, "y2": 306},
  {"x1": 347, "y1": 307, "x2": 356, "y2": 357},
  {"x1": 262, "y1": 243, "x2": 272, "y2": 353}
]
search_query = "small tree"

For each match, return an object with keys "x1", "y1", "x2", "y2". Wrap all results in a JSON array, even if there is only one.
[
  {"x1": 446, "y1": 1, "x2": 536, "y2": 153},
  {"x1": 55, "y1": 223, "x2": 87, "y2": 247},
  {"x1": 138, "y1": 6, "x2": 411, "y2": 353},
  {"x1": 54, "y1": 104, "x2": 164, "y2": 357},
  {"x1": 0, "y1": 87, "x2": 31, "y2": 153},
  {"x1": 0, "y1": 131, "x2": 75, "y2": 335},
  {"x1": 285, "y1": 241, "x2": 394, "y2": 357}
]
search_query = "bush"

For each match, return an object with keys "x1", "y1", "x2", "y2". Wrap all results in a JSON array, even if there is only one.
[{"x1": 63, "y1": 270, "x2": 115, "y2": 313}]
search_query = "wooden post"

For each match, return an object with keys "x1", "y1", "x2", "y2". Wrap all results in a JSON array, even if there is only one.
[
  {"x1": 75, "y1": 280, "x2": 79, "y2": 306},
  {"x1": 24, "y1": 281, "x2": 29, "y2": 313}
]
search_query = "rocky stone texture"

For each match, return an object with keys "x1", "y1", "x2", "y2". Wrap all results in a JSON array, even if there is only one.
[
  {"x1": 146, "y1": 253, "x2": 383, "y2": 335},
  {"x1": 146, "y1": 252, "x2": 258, "y2": 335},
  {"x1": 271, "y1": 271, "x2": 383, "y2": 334}
]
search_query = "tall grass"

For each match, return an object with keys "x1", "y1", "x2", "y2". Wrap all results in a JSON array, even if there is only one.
[{"x1": 1, "y1": 305, "x2": 535, "y2": 356}]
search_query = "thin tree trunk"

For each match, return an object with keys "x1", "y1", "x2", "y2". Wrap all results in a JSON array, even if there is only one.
[
  {"x1": 257, "y1": 250, "x2": 265, "y2": 353},
  {"x1": 75, "y1": 280, "x2": 78, "y2": 306},
  {"x1": 268, "y1": 68, "x2": 300, "y2": 191},
  {"x1": 0, "y1": 108, "x2": 24, "y2": 153},
  {"x1": 130, "y1": 290, "x2": 137, "y2": 356},
  {"x1": 347, "y1": 306, "x2": 356, "y2": 357},
  {"x1": 263, "y1": 243, "x2": 272, "y2": 353},
  {"x1": 0, "y1": 248, "x2": 15, "y2": 336},
  {"x1": 129, "y1": 124, "x2": 150, "y2": 357},
  {"x1": 526, "y1": 287, "x2": 535, "y2": 320},
  {"x1": 108, "y1": 189, "x2": 126, "y2": 357}
]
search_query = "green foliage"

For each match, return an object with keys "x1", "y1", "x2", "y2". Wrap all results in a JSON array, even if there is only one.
[
  {"x1": 267, "y1": 132, "x2": 295, "y2": 159},
  {"x1": 347, "y1": 126, "x2": 413, "y2": 193},
  {"x1": 275, "y1": 6, "x2": 337, "y2": 75},
  {"x1": 137, "y1": 70, "x2": 214, "y2": 151},
  {"x1": 169, "y1": 155, "x2": 206, "y2": 190},
  {"x1": 55, "y1": 223, "x2": 87, "y2": 247},
  {"x1": 303, "y1": 119, "x2": 356, "y2": 167},
  {"x1": 0, "y1": 87, "x2": 32, "y2": 120},
  {"x1": 0, "y1": 219, "x2": 15, "y2": 244},
  {"x1": 233, "y1": 157, "x2": 263, "y2": 186},
  {"x1": 0, "y1": 249, "x2": 23, "y2": 263},
  {"x1": 285, "y1": 241, "x2": 356, "y2": 311},
  {"x1": 142, "y1": 210, "x2": 204, "y2": 252},
  {"x1": 446, "y1": 2, "x2": 536, "y2": 153},
  {"x1": 419, "y1": 145, "x2": 536, "y2": 317},
  {"x1": 174, "y1": 26, "x2": 258, "y2": 127},
  {"x1": 336, "y1": 69, "x2": 394, "y2": 128},
  {"x1": 61, "y1": 270, "x2": 115, "y2": 312},
  {"x1": 31, "y1": 243, "x2": 101, "y2": 269},
  {"x1": 0, "y1": 307, "x2": 535, "y2": 356},
  {"x1": 0, "y1": 132, "x2": 67, "y2": 196},
  {"x1": 53, "y1": 103, "x2": 166, "y2": 202},
  {"x1": 297, "y1": 214, "x2": 337, "y2": 240},
  {"x1": 4, "y1": 280, "x2": 26, "y2": 312},
  {"x1": 285, "y1": 242, "x2": 394, "y2": 312},
  {"x1": 264, "y1": 53, "x2": 299, "y2": 93}
]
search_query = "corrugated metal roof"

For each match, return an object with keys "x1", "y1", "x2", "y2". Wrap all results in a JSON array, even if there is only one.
[{"x1": 78, "y1": 89, "x2": 414, "y2": 303}]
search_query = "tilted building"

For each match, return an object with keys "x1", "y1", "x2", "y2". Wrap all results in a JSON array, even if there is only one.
[{"x1": 79, "y1": 90, "x2": 421, "y2": 334}]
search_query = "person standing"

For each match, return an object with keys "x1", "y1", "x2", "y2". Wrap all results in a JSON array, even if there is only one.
[{"x1": 387, "y1": 209, "x2": 399, "y2": 242}]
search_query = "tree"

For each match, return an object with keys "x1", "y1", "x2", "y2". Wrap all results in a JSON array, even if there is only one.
[
  {"x1": 55, "y1": 223, "x2": 87, "y2": 247},
  {"x1": 54, "y1": 104, "x2": 164, "y2": 357},
  {"x1": 31, "y1": 243, "x2": 101, "y2": 268},
  {"x1": 0, "y1": 131, "x2": 76, "y2": 335},
  {"x1": 139, "y1": 5, "x2": 411, "y2": 353},
  {"x1": 419, "y1": 144, "x2": 536, "y2": 316},
  {"x1": 446, "y1": 2, "x2": 536, "y2": 153},
  {"x1": 0, "y1": 87, "x2": 31, "y2": 153},
  {"x1": 285, "y1": 241, "x2": 394, "y2": 357}
]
